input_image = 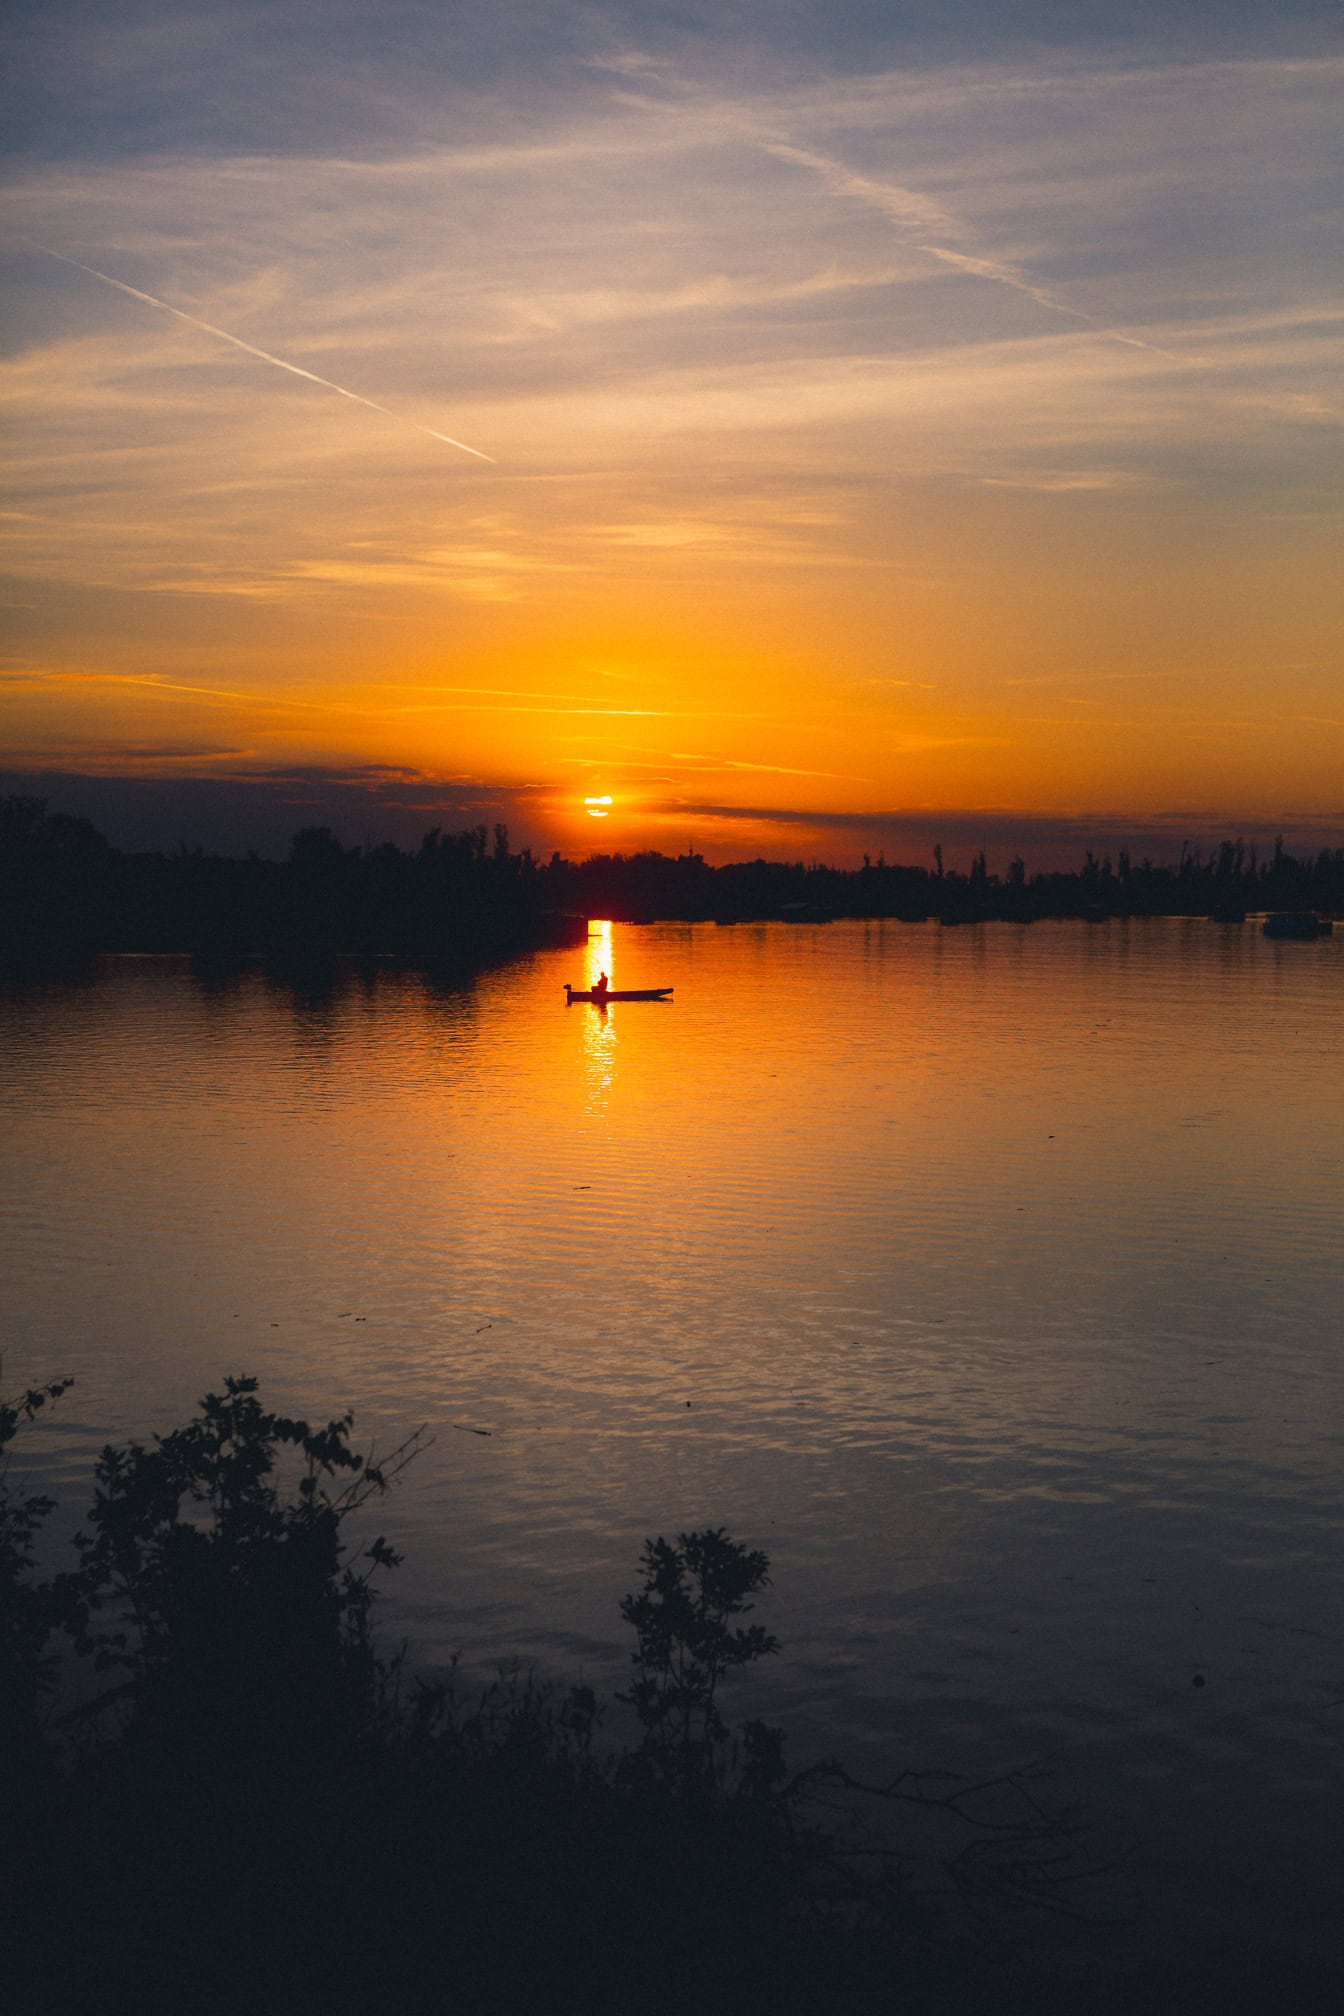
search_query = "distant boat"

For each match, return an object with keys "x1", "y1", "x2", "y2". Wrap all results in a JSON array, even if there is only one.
[
  {"x1": 565, "y1": 984, "x2": 673, "y2": 1003},
  {"x1": 1262, "y1": 912, "x2": 1333, "y2": 939}
]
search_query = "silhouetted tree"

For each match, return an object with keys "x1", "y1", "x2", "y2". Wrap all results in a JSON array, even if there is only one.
[{"x1": 619, "y1": 1528, "x2": 779, "y2": 1784}]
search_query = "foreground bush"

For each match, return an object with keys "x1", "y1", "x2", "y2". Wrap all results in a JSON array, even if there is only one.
[{"x1": 3, "y1": 1375, "x2": 1106, "y2": 2015}]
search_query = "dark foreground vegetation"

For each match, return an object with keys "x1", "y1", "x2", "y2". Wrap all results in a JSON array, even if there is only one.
[
  {"x1": 4, "y1": 793, "x2": 1341, "y2": 966},
  {"x1": 3, "y1": 1373, "x2": 1129, "y2": 2016}
]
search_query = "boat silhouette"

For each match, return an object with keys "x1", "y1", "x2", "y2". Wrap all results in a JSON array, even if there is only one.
[{"x1": 564, "y1": 984, "x2": 673, "y2": 1003}]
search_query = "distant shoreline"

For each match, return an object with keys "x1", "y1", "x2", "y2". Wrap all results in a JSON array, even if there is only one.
[{"x1": 4, "y1": 794, "x2": 1341, "y2": 963}]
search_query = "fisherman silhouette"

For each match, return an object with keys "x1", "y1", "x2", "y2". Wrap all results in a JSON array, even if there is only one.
[{"x1": 593, "y1": 971, "x2": 609, "y2": 996}]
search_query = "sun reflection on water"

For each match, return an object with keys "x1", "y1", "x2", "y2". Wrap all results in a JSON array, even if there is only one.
[
  {"x1": 586, "y1": 919, "x2": 613, "y2": 992},
  {"x1": 581, "y1": 919, "x2": 616, "y2": 1114}
]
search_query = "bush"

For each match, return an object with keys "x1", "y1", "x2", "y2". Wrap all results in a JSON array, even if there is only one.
[
  {"x1": 3, "y1": 1374, "x2": 1112, "y2": 2015},
  {"x1": 71, "y1": 1376, "x2": 422, "y2": 1769}
]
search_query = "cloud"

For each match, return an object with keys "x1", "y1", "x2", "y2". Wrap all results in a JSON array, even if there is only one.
[
  {"x1": 667, "y1": 751, "x2": 865, "y2": 781},
  {"x1": 638, "y1": 797, "x2": 1344, "y2": 869},
  {"x1": 2, "y1": 664, "x2": 762, "y2": 727},
  {"x1": 980, "y1": 469, "x2": 1147, "y2": 492},
  {"x1": 0, "y1": 763, "x2": 550, "y2": 858}
]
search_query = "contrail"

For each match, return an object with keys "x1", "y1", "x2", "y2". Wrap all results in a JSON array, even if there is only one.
[
  {"x1": 762, "y1": 144, "x2": 1186, "y2": 363},
  {"x1": 23, "y1": 237, "x2": 494, "y2": 462}
]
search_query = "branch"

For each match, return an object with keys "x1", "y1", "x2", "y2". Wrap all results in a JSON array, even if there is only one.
[{"x1": 783, "y1": 1756, "x2": 1137, "y2": 1930}]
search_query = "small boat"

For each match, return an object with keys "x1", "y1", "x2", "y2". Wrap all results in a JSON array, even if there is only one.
[
  {"x1": 565, "y1": 984, "x2": 673, "y2": 1003},
  {"x1": 1262, "y1": 912, "x2": 1333, "y2": 939}
]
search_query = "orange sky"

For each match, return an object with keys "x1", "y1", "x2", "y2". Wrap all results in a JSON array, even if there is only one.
[{"x1": 3, "y1": 17, "x2": 1341, "y2": 862}]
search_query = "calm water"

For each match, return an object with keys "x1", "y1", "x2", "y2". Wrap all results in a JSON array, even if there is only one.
[{"x1": 4, "y1": 921, "x2": 1342, "y2": 1987}]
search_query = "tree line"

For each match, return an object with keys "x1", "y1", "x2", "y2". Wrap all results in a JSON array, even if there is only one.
[
  {"x1": 554, "y1": 834, "x2": 1343, "y2": 924},
  {"x1": 0, "y1": 797, "x2": 577, "y2": 966},
  {"x1": 3, "y1": 793, "x2": 1340, "y2": 964}
]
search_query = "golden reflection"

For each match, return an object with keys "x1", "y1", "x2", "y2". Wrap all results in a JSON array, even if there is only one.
[
  {"x1": 586, "y1": 919, "x2": 613, "y2": 991},
  {"x1": 581, "y1": 921, "x2": 617, "y2": 1115}
]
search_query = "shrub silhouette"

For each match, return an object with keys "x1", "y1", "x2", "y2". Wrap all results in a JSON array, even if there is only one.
[
  {"x1": 619, "y1": 1527, "x2": 781, "y2": 1788},
  {"x1": 72, "y1": 1374, "x2": 423, "y2": 1768},
  {"x1": 3, "y1": 1374, "x2": 1125, "y2": 2015}
]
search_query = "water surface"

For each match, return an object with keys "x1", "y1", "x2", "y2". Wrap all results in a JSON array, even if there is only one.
[{"x1": 3, "y1": 920, "x2": 1341, "y2": 1986}]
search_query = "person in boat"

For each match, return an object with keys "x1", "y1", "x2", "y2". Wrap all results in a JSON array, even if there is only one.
[{"x1": 593, "y1": 971, "x2": 609, "y2": 996}]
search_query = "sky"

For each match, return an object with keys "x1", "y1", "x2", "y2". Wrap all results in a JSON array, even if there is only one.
[{"x1": 3, "y1": 1, "x2": 1341, "y2": 864}]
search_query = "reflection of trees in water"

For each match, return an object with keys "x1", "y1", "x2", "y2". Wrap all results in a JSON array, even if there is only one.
[{"x1": 246, "y1": 956, "x2": 487, "y2": 1087}]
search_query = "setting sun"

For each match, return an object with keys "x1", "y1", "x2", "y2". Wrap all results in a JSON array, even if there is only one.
[{"x1": 585, "y1": 797, "x2": 613, "y2": 819}]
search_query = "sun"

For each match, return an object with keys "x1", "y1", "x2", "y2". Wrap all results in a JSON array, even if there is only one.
[{"x1": 584, "y1": 796, "x2": 613, "y2": 819}]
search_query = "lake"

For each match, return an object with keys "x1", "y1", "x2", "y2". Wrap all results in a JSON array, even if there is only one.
[{"x1": 3, "y1": 919, "x2": 1341, "y2": 1995}]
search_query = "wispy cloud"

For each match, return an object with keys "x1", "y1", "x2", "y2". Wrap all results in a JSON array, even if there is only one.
[
  {"x1": 980, "y1": 470, "x2": 1146, "y2": 492},
  {"x1": 7, "y1": 665, "x2": 763, "y2": 726},
  {"x1": 670, "y1": 752, "x2": 864, "y2": 781}
]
